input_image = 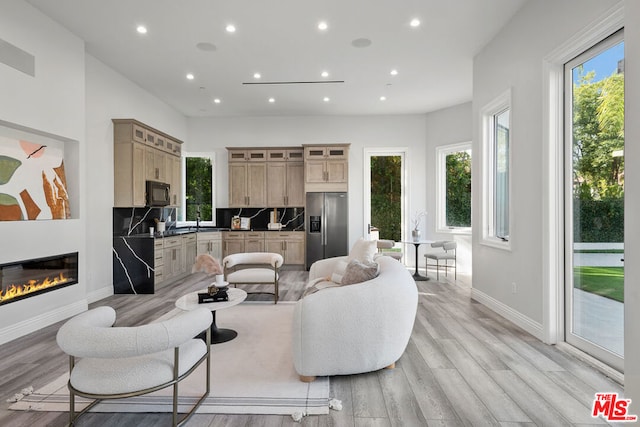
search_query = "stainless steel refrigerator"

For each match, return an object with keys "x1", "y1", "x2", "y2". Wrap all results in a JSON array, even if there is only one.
[{"x1": 306, "y1": 192, "x2": 349, "y2": 269}]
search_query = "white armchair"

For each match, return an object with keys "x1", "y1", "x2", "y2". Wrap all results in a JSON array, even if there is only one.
[
  {"x1": 223, "y1": 252, "x2": 284, "y2": 303},
  {"x1": 56, "y1": 306, "x2": 213, "y2": 426}
]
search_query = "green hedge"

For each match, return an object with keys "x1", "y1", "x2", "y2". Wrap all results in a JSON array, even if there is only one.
[{"x1": 574, "y1": 198, "x2": 623, "y2": 242}]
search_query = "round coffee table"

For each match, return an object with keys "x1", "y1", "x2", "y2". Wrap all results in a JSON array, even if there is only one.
[{"x1": 175, "y1": 287, "x2": 247, "y2": 344}]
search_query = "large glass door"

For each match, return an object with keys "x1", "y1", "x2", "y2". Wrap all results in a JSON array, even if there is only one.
[
  {"x1": 363, "y1": 148, "x2": 407, "y2": 244},
  {"x1": 565, "y1": 30, "x2": 624, "y2": 371}
]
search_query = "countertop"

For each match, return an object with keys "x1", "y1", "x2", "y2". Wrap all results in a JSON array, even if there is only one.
[{"x1": 114, "y1": 227, "x2": 304, "y2": 239}]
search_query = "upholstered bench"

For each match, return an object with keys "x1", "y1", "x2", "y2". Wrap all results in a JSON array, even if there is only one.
[{"x1": 223, "y1": 252, "x2": 284, "y2": 303}]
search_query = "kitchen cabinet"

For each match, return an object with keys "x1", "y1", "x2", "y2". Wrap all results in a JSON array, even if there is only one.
[
  {"x1": 145, "y1": 146, "x2": 167, "y2": 182},
  {"x1": 266, "y1": 147, "x2": 304, "y2": 207},
  {"x1": 222, "y1": 231, "x2": 266, "y2": 257},
  {"x1": 183, "y1": 234, "x2": 197, "y2": 273},
  {"x1": 228, "y1": 149, "x2": 267, "y2": 162},
  {"x1": 197, "y1": 232, "x2": 222, "y2": 261},
  {"x1": 162, "y1": 236, "x2": 183, "y2": 283},
  {"x1": 153, "y1": 239, "x2": 165, "y2": 284},
  {"x1": 166, "y1": 155, "x2": 182, "y2": 207},
  {"x1": 303, "y1": 144, "x2": 349, "y2": 192},
  {"x1": 228, "y1": 162, "x2": 267, "y2": 207},
  {"x1": 113, "y1": 119, "x2": 183, "y2": 208},
  {"x1": 223, "y1": 232, "x2": 245, "y2": 257},
  {"x1": 265, "y1": 231, "x2": 305, "y2": 265},
  {"x1": 244, "y1": 231, "x2": 265, "y2": 253}
]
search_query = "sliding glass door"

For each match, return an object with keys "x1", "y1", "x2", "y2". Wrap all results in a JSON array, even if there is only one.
[{"x1": 564, "y1": 30, "x2": 624, "y2": 371}]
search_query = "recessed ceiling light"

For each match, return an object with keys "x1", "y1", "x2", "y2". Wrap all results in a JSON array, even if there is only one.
[
  {"x1": 390, "y1": 69, "x2": 398, "y2": 76},
  {"x1": 318, "y1": 21, "x2": 328, "y2": 31},
  {"x1": 253, "y1": 72, "x2": 261, "y2": 79},
  {"x1": 323, "y1": 97, "x2": 330, "y2": 102},
  {"x1": 186, "y1": 73, "x2": 195, "y2": 80},
  {"x1": 213, "y1": 98, "x2": 221, "y2": 104},
  {"x1": 410, "y1": 18, "x2": 421, "y2": 27},
  {"x1": 321, "y1": 71, "x2": 329, "y2": 78},
  {"x1": 226, "y1": 24, "x2": 236, "y2": 33},
  {"x1": 380, "y1": 96, "x2": 387, "y2": 101},
  {"x1": 268, "y1": 97, "x2": 275, "y2": 103},
  {"x1": 136, "y1": 25, "x2": 147, "y2": 34}
]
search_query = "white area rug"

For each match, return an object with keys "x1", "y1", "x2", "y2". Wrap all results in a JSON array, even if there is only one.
[{"x1": 10, "y1": 302, "x2": 331, "y2": 416}]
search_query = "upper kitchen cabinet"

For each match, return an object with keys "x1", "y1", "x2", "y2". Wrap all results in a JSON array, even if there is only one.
[
  {"x1": 113, "y1": 119, "x2": 183, "y2": 208},
  {"x1": 266, "y1": 148, "x2": 304, "y2": 207},
  {"x1": 228, "y1": 149, "x2": 267, "y2": 162},
  {"x1": 228, "y1": 161, "x2": 267, "y2": 207},
  {"x1": 303, "y1": 144, "x2": 349, "y2": 192}
]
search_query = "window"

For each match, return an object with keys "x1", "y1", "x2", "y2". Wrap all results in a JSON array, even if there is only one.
[
  {"x1": 180, "y1": 152, "x2": 215, "y2": 225},
  {"x1": 436, "y1": 142, "x2": 471, "y2": 233},
  {"x1": 481, "y1": 90, "x2": 511, "y2": 249}
]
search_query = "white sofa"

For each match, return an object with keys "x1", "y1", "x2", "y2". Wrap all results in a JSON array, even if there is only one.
[{"x1": 292, "y1": 255, "x2": 418, "y2": 381}]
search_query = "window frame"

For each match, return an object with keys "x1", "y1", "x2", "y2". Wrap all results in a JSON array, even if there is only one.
[
  {"x1": 481, "y1": 89, "x2": 512, "y2": 250},
  {"x1": 178, "y1": 151, "x2": 216, "y2": 227},
  {"x1": 436, "y1": 141, "x2": 472, "y2": 234}
]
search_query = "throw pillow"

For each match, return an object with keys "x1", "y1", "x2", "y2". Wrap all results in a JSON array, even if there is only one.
[
  {"x1": 341, "y1": 260, "x2": 380, "y2": 285},
  {"x1": 347, "y1": 237, "x2": 377, "y2": 264}
]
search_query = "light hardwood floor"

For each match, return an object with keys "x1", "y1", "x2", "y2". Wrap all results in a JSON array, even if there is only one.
[{"x1": 0, "y1": 267, "x2": 624, "y2": 426}]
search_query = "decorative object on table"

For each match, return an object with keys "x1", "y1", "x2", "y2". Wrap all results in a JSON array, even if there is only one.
[
  {"x1": 411, "y1": 210, "x2": 427, "y2": 241},
  {"x1": 192, "y1": 254, "x2": 222, "y2": 275},
  {"x1": 199, "y1": 287, "x2": 228, "y2": 303}
]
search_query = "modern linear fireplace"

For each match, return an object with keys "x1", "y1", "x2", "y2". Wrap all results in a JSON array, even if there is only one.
[{"x1": 0, "y1": 252, "x2": 78, "y2": 306}]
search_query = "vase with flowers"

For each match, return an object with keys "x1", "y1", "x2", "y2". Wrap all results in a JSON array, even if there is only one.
[{"x1": 411, "y1": 211, "x2": 427, "y2": 241}]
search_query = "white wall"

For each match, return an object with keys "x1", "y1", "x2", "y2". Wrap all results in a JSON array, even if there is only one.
[
  {"x1": 472, "y1": 0, "x2": 620, "y2": 334},
  {"x1": 187, "y1": 115, "x2": 429, "y2": 252},
  {"x1": 84, "y1": 55, "x2": 187, "y2": 301},
  {"x1": 0, "y1": 0, "x2": 87, "y2": 343},
  {"x1": 425, "y1": 102, "x2": 472, "y2": 275},
  {"x1": 624, "y1": 0, "x2": 640, "y2": 408}
]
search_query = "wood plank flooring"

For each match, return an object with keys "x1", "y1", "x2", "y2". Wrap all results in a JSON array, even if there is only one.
[{"x1": 0, "y1": 267, "x2": 624, "y2": 426}]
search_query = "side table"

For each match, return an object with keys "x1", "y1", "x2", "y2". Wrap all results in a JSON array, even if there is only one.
[
  {"x1": 400, "y1": 240, "x2": 433, "y2": 281},
  {"x1": 176, "y1": 287, "x2": 247, "y2": 344}
]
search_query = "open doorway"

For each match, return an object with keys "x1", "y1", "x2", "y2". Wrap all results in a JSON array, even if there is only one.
[{"x1": 363, "y1": 148, "x2": 408, "y2": 252}]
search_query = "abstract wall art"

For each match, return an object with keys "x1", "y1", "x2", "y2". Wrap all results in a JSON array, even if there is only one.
[{"x1": 0, "y1": 122, "x2": 73, "y2": 221}]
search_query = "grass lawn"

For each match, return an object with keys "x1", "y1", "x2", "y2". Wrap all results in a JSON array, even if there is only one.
[{"x1": 573, "y1": 266, "x2": 624, "y2": 303}]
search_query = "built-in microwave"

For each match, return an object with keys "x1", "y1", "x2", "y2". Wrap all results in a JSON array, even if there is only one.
[{"x1": 146, "y1": 180, "x2": 171, "y2": 206}]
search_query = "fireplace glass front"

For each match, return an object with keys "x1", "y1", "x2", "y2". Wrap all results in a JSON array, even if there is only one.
[{"x1": 0, "y1": 252, "x2": 78, "y2": 306}]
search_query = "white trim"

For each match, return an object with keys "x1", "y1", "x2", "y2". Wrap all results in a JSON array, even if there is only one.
[
  {"x1": 480, "y1": 89, "x2": 512, "y2": 251},
  {"x1": 0, "y1": 300, "x2": 87, "y2": 346},
  {"x1": 363, "y1": 147, "x2": 409, "y2": 243},
  {"x1": 541, "y1": 2, "x2": 623, "y2": 349},
  {"x1": 471, "y1": 288, "x2": 544, "y2": 341},
  {"x1": 435, "y1": 141, "x2": 472, "y2": 234}
]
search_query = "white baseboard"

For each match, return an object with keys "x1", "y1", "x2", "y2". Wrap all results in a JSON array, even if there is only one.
[
  {"x1": 86, "y1": 286, "x2": 113, "y2": 304},
  {"x1": 471, "y1": 288, "x2": 544, "y2": 341},
  {"x1": 0, "y1": 300, "x2": 87, "y2": 346}
]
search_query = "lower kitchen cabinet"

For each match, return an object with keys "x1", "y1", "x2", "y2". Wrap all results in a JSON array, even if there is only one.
[
  {"x1": 265, "y1": 231, "x2": 305, "y2": 265},
  {"x1": 197, "y1": 232, "x2": 222, "y2": 261}
]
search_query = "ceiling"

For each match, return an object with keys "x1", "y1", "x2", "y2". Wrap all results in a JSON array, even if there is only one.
[{"x1": 26, "y1": 0, "x2": 527, "y2": 117}]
